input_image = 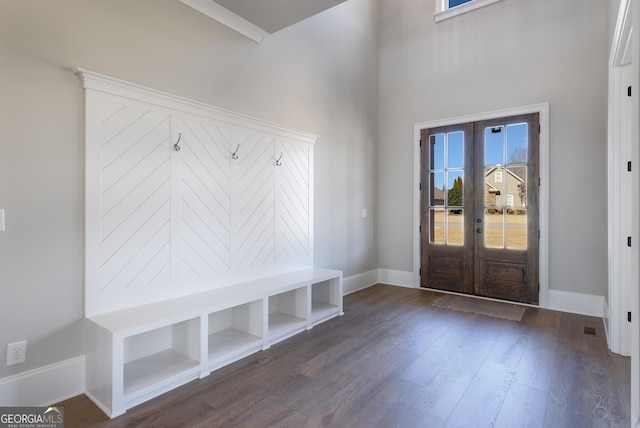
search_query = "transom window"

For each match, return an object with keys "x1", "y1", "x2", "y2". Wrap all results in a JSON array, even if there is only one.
[
  {"x1": 448, "y1": 0, "x2": 472, "y2": 8},
  {"x1": 435, "y1": 0, "x2": 506, "y2": 22}
]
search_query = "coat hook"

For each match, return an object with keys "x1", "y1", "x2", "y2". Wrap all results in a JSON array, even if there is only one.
[
  {"x1": 275, "y1": 152, "x2": 283, "y2": 166},
  {"x1": 232, "y1": 144, "x2": 240, "y2": 160},
  {"x1": 173, "y1": 133, "x2": 182, "y2": 151}
]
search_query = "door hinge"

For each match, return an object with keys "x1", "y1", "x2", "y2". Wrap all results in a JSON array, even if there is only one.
[
  {"x1": 538, "y1": 282, "x2": 540, "y2": 291},
  {"x1": 419, "y1": 139, "x2": 422, "y2": 147},
  {"x1": 628, "y1": 312, "x2": 632, "y2": 322},
  {"x1": 419, "y1": 268, "x2": 422, "y2": 276},
  {"x1": 628, "y1": 86, "x2": 632, "y2": 97},
  {"x1": 628, "y1": 161, "x2": 632, "y2": 172},
  {"x1": 628, "y1": 236, "x2": 632, "y2": 247},
  {"x1": 538, "y1": 124, "x2": 541, "y2": 134},
  {"x1": 538, "y1": 230, "x2": 540, "y2": 239},
  {"x1": 419, "y1": 225, "x2": 422, "y2": 233},
  {"x1": 419, "y1": 182, "x2": 422, "y2": 190},
  {"x1": 538, "y1": 177, "x2": 541, "y2": 186}
]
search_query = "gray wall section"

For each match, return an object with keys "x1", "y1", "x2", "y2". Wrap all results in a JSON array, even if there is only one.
[
  {"x1": 0, "y1": 0, "x2": 378, "y2": 379},
  {"x1": 377, "y1": 0, "x2": 608, "y2": 295}
]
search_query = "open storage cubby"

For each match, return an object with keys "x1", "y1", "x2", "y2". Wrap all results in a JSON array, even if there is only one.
[
  {"x1": 85, "y1": 268, "x2": 343, "y2": 418},
  {"x1": 122, "y1": 317, "x2": 200, "y2": 400},
  {"x1": 207, "y1": 300, "x2": 263, "y2": 371},
  {"x1": 311, "y1": 277, "x2": 342, "y2": 324},
  {"x1": 268, "y1": 287, "x2": 308, "y2": 343}
]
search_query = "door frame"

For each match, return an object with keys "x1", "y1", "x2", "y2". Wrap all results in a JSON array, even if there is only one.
[{"x1": 413, "y1": 103, "x2": 549, "y2": 307}]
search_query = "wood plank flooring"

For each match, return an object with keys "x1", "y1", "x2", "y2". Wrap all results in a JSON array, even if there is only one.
[{"x1": 57, "y1": 285, "x2": 630, "y2": 427}]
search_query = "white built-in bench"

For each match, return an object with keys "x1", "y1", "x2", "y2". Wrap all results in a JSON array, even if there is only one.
[{"x1": 85, "y1": 268, "x2": 343, "y2": 418}]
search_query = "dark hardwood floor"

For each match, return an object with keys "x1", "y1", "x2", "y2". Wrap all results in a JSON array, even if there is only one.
[{"x1": 58, "y1": 284, "x2": 630, "y2": 427}]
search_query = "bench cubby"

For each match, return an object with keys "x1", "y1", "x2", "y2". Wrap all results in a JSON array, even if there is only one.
[
  {"x1": 311, "y1": 278, "x2": 342, "y2": 325},
  {"x1": 85, "y1": 268, "x2": 343, "y2": 418},
  {"x1": 268, "y1": 287, "x2": 308, "y2": 344},
  {"x1": 207, "y1": 299, "x2": 263, "y2": 371},
  {"x1": 123, "y1": 317, "x2": 200, "y2": 399}
]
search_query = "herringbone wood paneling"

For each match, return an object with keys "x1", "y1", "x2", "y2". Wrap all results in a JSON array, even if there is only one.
[
  {"x1": 232, "y1": 132, "x2": 276, "y2": 269},
  {"x1": 179, "y1": 118, "x2": 232, "y2": 279},
  {"x1": 99, "y1": 103, "x2": 172, "y2": 292},
  {"x1": 276, "y1": 140, "x2": 310, "y2": 263},
  {"x1": 85, "y1": 79, "x2": 316, "y2": 314}
]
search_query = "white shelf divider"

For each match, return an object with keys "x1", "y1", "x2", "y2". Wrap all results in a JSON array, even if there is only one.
[{"x1": 85, "y1": 268, "x2": 343, "y2": 418}]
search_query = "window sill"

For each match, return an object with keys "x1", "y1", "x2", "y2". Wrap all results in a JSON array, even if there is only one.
[{"x1": 435, "y1": 0, "x2": 505, "y2": 22}]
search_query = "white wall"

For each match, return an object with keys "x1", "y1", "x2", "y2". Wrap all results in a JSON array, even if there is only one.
[
  {"x1": 378, "y1": 0, "x2": 609, "y2": 297},
  {"x1": 0, "y1": 0, "x2": 378, "y2": 380}
]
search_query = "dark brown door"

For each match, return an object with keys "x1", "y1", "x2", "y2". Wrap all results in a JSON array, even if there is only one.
[
  {"x1": 420, "y1": 113, "x2": 539, "y2": 304},
  {"x1": 420, "y1": 123, "x2": 474, "y2": 295}
]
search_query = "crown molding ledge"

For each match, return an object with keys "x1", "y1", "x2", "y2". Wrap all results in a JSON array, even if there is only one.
[{"x1": 178, "y1": 0, "x2": 269, "y2": 43}]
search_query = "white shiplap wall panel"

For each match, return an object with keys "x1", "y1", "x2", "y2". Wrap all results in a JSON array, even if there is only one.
[
  {"x1": 232, "y1": 131, "x2": 276, "y2": 269},
  {"x1": 98, "y1": 102, "x2": 172, "y2": 293},
  {"x1": 80, "y1": 69, "x2": 316, "y2": 315},
  {"x1": 276, "y1": 139, "x2": 311, "y2": 263},
  {"x1": 178, "y1": 117, "x2": 232, "y2": 279}
]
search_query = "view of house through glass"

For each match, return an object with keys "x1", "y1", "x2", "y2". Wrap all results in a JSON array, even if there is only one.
[
  {"x1": 484, "y1": 123, "x2": 528, "y2": 250},
  {"x1": 428, "y1": 123, "x2": 529, "y2": 250}
]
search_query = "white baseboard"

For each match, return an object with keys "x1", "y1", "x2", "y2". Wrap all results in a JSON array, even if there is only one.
[
  {"x1": 343, "y1": 269, "x2": 379, "y2": 295},
  {"x1": 0, "y1": 356, "x2": 85, "y2": 407},
  {"x1": 546, "y1": 289, "x2": 605, "y2": 317},
  {"x1": 377, "y1": 269, "x2": 418, "y2": 288},
  {"x1": 372, "y1": 268, "x2": 605, "y2": 318}
]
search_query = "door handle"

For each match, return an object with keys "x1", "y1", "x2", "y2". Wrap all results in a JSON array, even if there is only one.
[{"x1": 476, "y1": 228, "x2": 482, "y2": 233}]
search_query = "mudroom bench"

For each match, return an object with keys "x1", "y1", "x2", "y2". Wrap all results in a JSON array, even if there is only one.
[{"x1": 85, "y1": 268, "x2": 343, "y2": 418}]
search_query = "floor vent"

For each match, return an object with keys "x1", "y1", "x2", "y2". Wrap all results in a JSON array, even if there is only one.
[{"x1": 583, "y1": 326, "x2": 597, "y2": 336}]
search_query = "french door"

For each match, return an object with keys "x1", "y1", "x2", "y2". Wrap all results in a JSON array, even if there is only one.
[{"x1": 420, "y1": 113, "x2": 539, "y2": 304}]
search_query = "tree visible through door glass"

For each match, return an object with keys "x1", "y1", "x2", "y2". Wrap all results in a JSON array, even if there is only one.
[{"x1": 429, "y1": 131, "x2": 464, "y2": 246}]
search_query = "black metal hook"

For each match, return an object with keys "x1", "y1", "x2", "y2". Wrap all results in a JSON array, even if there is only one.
[{"x1": 174, "y1": 133, "x2": 182, "y2": 151}]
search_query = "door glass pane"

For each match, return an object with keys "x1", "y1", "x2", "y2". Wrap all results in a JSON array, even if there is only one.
[
  {"x1": 431, "y1": 172, "x2": 445, "y2": 206},
  {"x1": 431, "y1": 134, "x2": 445, "y2": 169},
  {"x1": 485, "y1": 126, "x2": 504, "y2": 166},
  {"x1": 484, "y1": 167, "x2": 504, "y2": 207},
  {"x1": 507, "y1": 166, "x2": 527, "y2": 209},
  {"x1": 447, "y1": 131, "x2": 464, "y2": 169},
  {"x1": 485, "y1": 208, "x2": 503, "y2": 248},
  {"x1": 430, "y1": 209, "x2": 445, "y2": 244},
  {"x1": 507, "y1": 123, "x2": 527, "y2": 164},
  {"x1": 447, "y1": 209, "x2": 463, "y2": 245},
  {"x1": 507, "y1": 209, "x2": 527, "y2": 250},
  {"x1": 428, "y1": 130, "x2": 465, "y2": 246},
  {"x1": 447, "y1": 171, "x2": 464, "y2": 208}
]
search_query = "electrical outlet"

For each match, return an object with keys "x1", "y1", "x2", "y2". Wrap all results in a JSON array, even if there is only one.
[{"x1": 6, "y1": 340, "x2": 26, "y2": 366}]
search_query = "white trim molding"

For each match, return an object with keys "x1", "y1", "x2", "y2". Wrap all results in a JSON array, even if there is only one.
[
  {"x1": 413, "y1": 103, "x2": 550, "y2": 309},
  {"x1": 178, "y1": 0, "x2": 269, "y2": 43},
  {"x1": 435, "y1": 0, "x2": 505, "y2": 23},
  {"x1": 76, "y1": 69, "x2": 318, "y2": 145},
  {"x1": 378, "y1": 269, "x2": 419, "y2": 289},
  {"x1": 547, "y1": 289, "x2": 605, "y2": 318},
  {"x1": 0, "y1": 356, "x2": 85, "y2": 407},
  {"x1": 343, "y1": 269, "x2": 379, "y2": 295},
  {"x1": 374, "y1": 269, "x2": 604, "y2": 318}
]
